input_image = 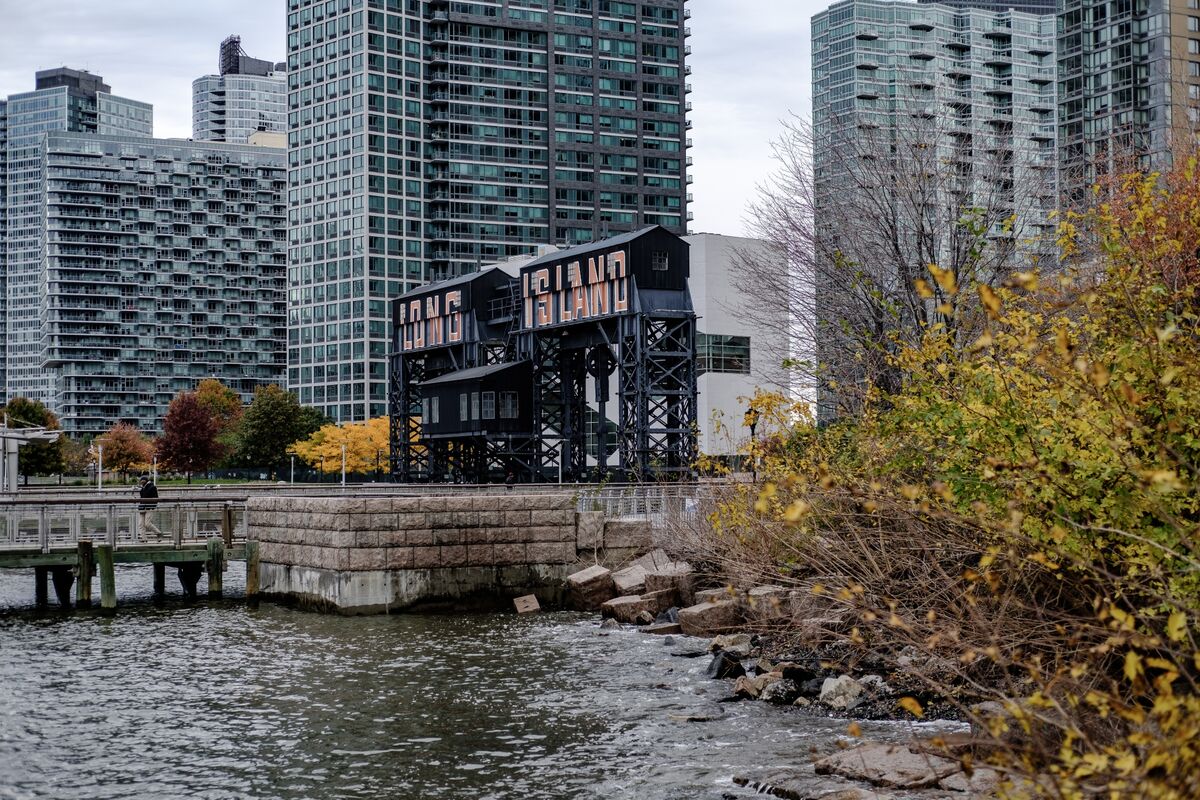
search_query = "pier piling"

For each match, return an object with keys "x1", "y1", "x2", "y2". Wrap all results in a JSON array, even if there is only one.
[
  {"x1": 75, "y1": 541, "x2": 93, "y2": 608},
  {"x1": 207, "y1": 537, "x2": 224, "y2": 598},
  {"x1": 153, "y1": 563, "x2": 166, "y2": 598},
  {"x1": 34, "y1": 566, "x2": 48, "y2": 608},
  {"x1": 97, "y1": 544, "x2": 116, "y2": 613}
]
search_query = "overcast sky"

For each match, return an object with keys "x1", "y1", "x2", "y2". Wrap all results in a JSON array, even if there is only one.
[{"x1": 0, "y1": 0, "x2": 817, "y2": 236}]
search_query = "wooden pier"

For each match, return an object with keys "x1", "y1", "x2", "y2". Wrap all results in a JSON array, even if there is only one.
[{"x1": 0, "y1": 496, "x2": 259, "y2": 613}]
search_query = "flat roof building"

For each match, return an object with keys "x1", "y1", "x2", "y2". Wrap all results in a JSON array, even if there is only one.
[
  {"x1": 1, "y1": 69, "x2": 153, "y2": 407},
  {"x1": 39, "y1": 133, "x2": 287, "y2": 435},
  {"x1": 193, "y1": 36, "x2": 287, "y2": 144}
]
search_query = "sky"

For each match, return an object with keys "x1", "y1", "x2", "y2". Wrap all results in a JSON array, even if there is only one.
[{"x1": 0, "y1": 0, "x2": 816, "y2": 237}]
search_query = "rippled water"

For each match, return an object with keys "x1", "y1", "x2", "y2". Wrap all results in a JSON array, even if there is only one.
[{"x1": 0, "y1": 566, "x2": 954, "y2": 799}]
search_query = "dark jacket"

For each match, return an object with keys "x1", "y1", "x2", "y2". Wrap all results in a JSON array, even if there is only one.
[{"x1": 138, "y1": 481, "x2": 159, "y2": 510}]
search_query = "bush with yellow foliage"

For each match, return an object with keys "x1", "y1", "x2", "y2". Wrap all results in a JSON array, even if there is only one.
[{"x1": 686, "y1": 160, "x2": 1200, "y2": 797}]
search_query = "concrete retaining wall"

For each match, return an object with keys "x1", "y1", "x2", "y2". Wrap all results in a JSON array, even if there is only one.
[{"x1": 248, "y1": 493, "x2": 652, "y2": 614}]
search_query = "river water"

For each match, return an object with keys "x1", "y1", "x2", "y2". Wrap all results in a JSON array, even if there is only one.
[{"x1": 0, "y1": 565, "x2": 953, "y2": 799}]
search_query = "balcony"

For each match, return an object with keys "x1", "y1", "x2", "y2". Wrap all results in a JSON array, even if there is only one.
[{"x1": 856, "y1": 29, "x2": 880, "y2": 41}]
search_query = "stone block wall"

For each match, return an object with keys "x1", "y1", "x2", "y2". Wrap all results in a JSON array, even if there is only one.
[
  {"x1": 249, "y1": 493, "x2": 589, "y2": 613},
  {"x1": 249, "y1": 494, "x2": 578, "y2": 574}
]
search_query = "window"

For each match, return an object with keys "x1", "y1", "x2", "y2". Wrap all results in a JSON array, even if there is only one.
[
  {"x1": 459, "y1": 392, "x2": 468, "y2": 420},
  {"x1": 697, "y1": 333, "x2": 751, "y2": 375},
  {"x1": 431, "y1": 397, "x2": 440, "y2": 424},
  {"x1": 651, "y1": 250, "x2": 669, "y2": 271},
  {"x1": 422, "y1": 397, "x2": 431, "y2": 424},
  {"x1": 482, "y1": 391, "x2": 496, "y2": 420},
  {"x1": 471, "y1": 391, "x2": 480, "y2": 420},
  {"x1": 500, "y1": 391, "x2": 519, "y2": 419}
]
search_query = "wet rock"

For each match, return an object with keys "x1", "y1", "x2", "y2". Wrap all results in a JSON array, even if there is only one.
[
  {"x1": 694, "y1": 586, "x2": 735, "y2": 604},
  {"x1": 732, "y1": 673, "x2": 773, "y2": 699},
  {"x1": 707, "y1": 633, "x2": 753, "y2": 658},
  {"x1": 660, "y1": 635, "x2": 675, "y2": 646},
  {"x1": 706, "y1": 649, "x2": 746, "y2": 680},
  {"x1": 643, "y1": 622, "x2": 682, "y2": 635},
  {"x1": 939, "y1": 766, "x2": 1001, "y2": 794},
  {"x1": 820, "y1": 675, "x2": 866, "y2": 710},
  {"x1": 612, "y1": 564, "x2": 649, "y2": 595},
  {"x1": 760, "y1": 678, "x2": 802, "y2": 705},
  {"x1": 601, "y1": 595, "x2": 654, "y2": 624},
  {"x1": 678, "y1": 598, "x2": 742, "y2": 637},
  {"x1": 800, "y1": 677, "x2": 826, "y2": 697},
  {"x1": 640, "y1": 588, "x2": 678, "y2": 615},
  {"x1": 634, "y1": 610, "x2": 657, "y2": 625},
  {"x1": 654, "y1": 606, "x2": 680, "y2": 624},
  {"x1": 734, "y1": 770, "x2": 893, "y2": 800},
  {"x1": 814, "y1": 742, "x2": 961, "y2": 790},
  {"x1": 777, "y1": 660, "x2": 821, "y2": 684},
  {"x1": 859, "y1": 675, "x2": 892, "y2": 697},
  {"x1": 567, "y1": 564, "x2": 616, "y2": 611},
  {"x1": 644, "y1": 561, "x2": 696, "y2": 605},
  {"x1": 599, "y1": 618, "x2": 621, "y2": 631},
  {"x1": 792, "y1": 696, "x2": 812, "y2": 708}
]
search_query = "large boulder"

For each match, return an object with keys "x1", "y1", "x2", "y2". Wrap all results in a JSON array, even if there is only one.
[
  {"x1": 819, "y1": 675, "x2": 866, "y2": 710},
  {"x1": 706, "y1": 650, "x2": 746, "y2": 680},
  {"x1": 640, "y1": 588, "x2": 678, "y2": 615},
  {"x1": 644, "y1": 561, "x2": 695, "y2": 605},
  {"x1": 611, "y1": 563, "x2": 650, "y2": 595},
  {"x1": 814, "y1": 742, "x2": 960, "y2": 790},
  {"x1": 600, "y1": 595, "x2": 654, "y2": 624},
  {"x1": 707, "y1": 633, "x2": 754, "y2": 659},
  {"x1": 567, "y1": 564, "x2": 616, "y2": 611},
  {"x1": 759, "y1": 677, "x2": 802, "y2": 705},
  {"x1": 678, "y1": 599, "x2": 741, "y2": 637}
]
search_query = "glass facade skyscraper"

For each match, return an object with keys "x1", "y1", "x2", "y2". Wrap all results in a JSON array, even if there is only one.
[
  {"x1": 1056, "y1": 0, "x2": 1200, "y2": 206},
  {"x1": 286, "y1": 0, "x2": 692, "y2": 423},
  {"x1": 811, "y1": 0, "x2": 1056, "y2": 420},
  {"x1": 193, "y1": 35, "x2": 289, "y2": 144},
  {"x1": 0, "y1": 69, "x2": 153, "y2": 407}
]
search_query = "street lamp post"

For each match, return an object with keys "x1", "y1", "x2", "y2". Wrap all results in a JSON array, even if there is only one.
[{"x1": 744, "y1": 404, "x2": 760, "y2": 483}]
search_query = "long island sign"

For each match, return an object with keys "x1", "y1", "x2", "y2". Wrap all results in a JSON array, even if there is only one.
[{"x1": 520, "y1": 246, "x2": 629, "y2": 331}]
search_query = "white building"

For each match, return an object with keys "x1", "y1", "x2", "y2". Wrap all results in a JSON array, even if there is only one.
[
  {"x1": 192, "y1": 36, "x2": 286, "y2": 145},
  {"x1": 685, "y1": 233, "x2": 797, "y2": 457}
]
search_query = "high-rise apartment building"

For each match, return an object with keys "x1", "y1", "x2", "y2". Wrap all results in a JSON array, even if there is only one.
[
  {"x1": 286, "y1": 0, "x2": 692, "y2": 423},
  {"x1": 193, "y1": 35, "x2": 288, "y2": 144},
  {"x1": 919, "y1": 0, "x2": 1055, "y2": 15},
  {"x1": 0, "y1": 69, "x2": 153, "y2": 406},
  {"x1": 1057, "y1": 0, "x2": 1200, "y2": 206},
  {"x1": 811, "y1": 0, "x2": 1056, "y2": 420},
  {"x1": 37, "y1": 133, "x2": 287, "y2": 435}
]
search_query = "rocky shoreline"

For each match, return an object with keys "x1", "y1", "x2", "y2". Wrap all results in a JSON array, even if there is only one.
[{"x1": 567, "y1": 553, "x2": 1004, "y2": 800}]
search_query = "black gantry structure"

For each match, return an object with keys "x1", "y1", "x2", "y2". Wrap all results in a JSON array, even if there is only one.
[{"x1": 388, "y1": 226, "x2": 697, "y2": 484}]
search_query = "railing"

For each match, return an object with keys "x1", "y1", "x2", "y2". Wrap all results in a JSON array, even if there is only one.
[
  {"x1": 575, "y1": 484, "x2": 704, "y2": 525},
  {"x1": 0, "y1": 499, "x2": 248, "y2": 554}
]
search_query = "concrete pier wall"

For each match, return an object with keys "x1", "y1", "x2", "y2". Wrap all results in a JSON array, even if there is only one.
[{"x1": 248, "y1": 493, "x2": 652, "y2": 614}]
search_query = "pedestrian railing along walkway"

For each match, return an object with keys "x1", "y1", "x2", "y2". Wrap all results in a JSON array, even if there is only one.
[
  {"x1": 574, "y1": 484, "x2": 705, "y2": 524},
  {"x1": 0, "y1": 498, "x2": 248, "y2": 555}
]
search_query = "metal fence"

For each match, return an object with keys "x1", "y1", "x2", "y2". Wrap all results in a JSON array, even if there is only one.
[
  {"x1": 574, "y1": 484, "x2": 705, "y2": 524},
  {"x1": 0, "y1": 500, "x2": 248, "y2": 553}
]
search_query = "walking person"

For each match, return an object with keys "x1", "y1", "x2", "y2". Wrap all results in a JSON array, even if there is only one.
[{"x1": 137, "y1": 474, "x2": 162, "y2": 540}]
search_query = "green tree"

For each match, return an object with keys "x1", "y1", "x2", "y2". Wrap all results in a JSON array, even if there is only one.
[
  {"x1": 157, "y1": 392, "x2": 220, "y2": 484},
  {"x1": 195, "y1": 378, "x2": 244, "y2": 465},
  {"x1": 1, "y1": 397, "x2": 64, "y2": 481},
  {"x1": 235, "y1": 385, "x2": 327, "y2": 478}
]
